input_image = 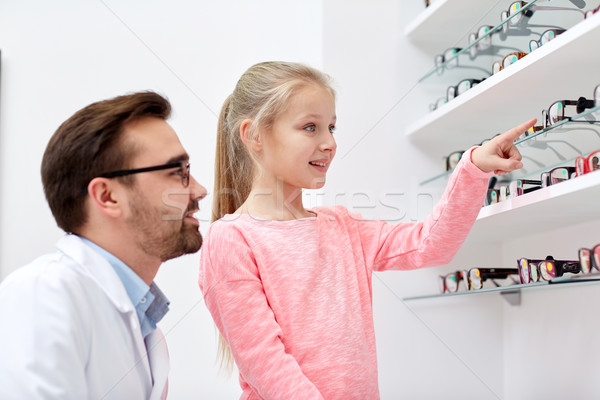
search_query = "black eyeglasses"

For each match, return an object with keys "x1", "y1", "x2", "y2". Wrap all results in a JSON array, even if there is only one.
[
  {"x1": 99, "y1": 161, "x2": 191, "y2": 187},
  {"x1": 517, "y1": 256, "x2": 581, "y2": 284},
  {"x1": 466, "y1": 268, "x2": 519, "y2": 290},
  {"x1": 579, "y1": 244, "x2": 600, "y2": 274},
  {"x1": 540, "y1": 166, "x2": 576, "y2": 188},
  {"x1": 80, "y1": 161, "x2": 191, "y2": 195},
  {"x1": 544, "y1": 97, "x2": 596, "y2": 128}
]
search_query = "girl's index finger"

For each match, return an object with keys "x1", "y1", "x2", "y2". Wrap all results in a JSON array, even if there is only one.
[{"x1": 502, "y1": 118, "x2": 537, "y2": 142}]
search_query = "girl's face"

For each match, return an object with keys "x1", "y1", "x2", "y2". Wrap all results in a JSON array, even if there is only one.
[{"x1": 258, "y1": 84, "x2": 336, "y2": 191}]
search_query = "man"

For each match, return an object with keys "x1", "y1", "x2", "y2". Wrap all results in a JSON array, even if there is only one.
[{"x1": 0, "y1": 91, "x2": 207, "y2": 399}]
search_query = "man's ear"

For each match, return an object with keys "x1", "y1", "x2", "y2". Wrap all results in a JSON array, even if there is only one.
[
  {"x1": 86, "y1": 177, "x2": 123, "y2": 219},
  {"x1": 239, "y1": 119, "x2": 262, "y2": 152}
]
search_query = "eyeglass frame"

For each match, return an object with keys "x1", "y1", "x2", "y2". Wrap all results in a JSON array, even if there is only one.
[
  {"x1": 517, "y1": 256, "x2": 581, "y2": 284},
  {"x1": 540, "y1": 166, "x2": 576, "y2": 187},
  {"x1": 492, "y1": 51, "x2": 528, "y2": 75},
  {"x1": 529, "y1": 29, "x2": 566, "y2": 52},
  {"x1": 466, "y1": 268, "x2": 520, "y2": 290},
  {"x1": 82, "y1": 161, "x2": 191, "y2": 195},
  {"x1": 575, "y1": 149, "x2": 600, "y2": 176},
  {"x1": 544, "y1": 97, "x2": 596, "y2": 128},
  {"x1": 579, "y1": 244, "x2": 600, "y2": 274}
]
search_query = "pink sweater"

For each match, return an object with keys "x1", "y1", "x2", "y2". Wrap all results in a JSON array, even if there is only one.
[{"x1": 199, "y1": 148, "x2": 490, "y2": 399}]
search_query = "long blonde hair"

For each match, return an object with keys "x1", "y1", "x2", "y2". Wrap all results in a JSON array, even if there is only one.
[{"x1": 212, "y1": 61, "x2": 335, "y2": 371}]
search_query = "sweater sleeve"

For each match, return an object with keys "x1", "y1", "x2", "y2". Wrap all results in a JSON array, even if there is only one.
[
  {"x1": 199, "y1": 223, "x2": 324, "y2": 400},
  {"x1": 355, "y1": 146, "x2": 492, "y2": 271}
]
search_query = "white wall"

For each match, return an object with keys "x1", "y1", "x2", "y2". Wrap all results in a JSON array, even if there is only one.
[{"x1": 2, "y1": 1, "x2": 598, "y2": 399}]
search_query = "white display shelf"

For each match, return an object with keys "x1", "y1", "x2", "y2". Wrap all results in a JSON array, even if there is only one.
[
  {"x1": 405, "y1": 12, "x2": 600, "y2": 155},
  {"x1": 464, "y1": 169, "x2": 600, "y2": 244},
  {"x1": 403, "y1": 273, "x2": 600, "y2": 304},
  {"x1": 404, "y1": 0, "x2": 513, "y2": 54}
]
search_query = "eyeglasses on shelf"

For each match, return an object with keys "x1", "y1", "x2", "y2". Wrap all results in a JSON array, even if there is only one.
[
  {"x1": 430, "y1": 78, "x2": 485, "y2": 112},
  {"x1": 467, "y1": 268, "x2": 520, "y2": 290},
  {"x1": 492, "y1": 51, "x2": 528, "y2": 75},
  {"x1": 540, "y1": 166, "x2": 576, "y2": 187},
  {"x1": 579, "y1": 244, "x2": 600, "y2": 274},
  {"x1": 575, "y1": 149, "x2": 600, "y2": 176},
  {"x1": 501, "y1": 0, "x2": 590, "y2": 34},
  {"x1": 517, "y1": 256, "x2": 581, "y2": 284},
  {"x1": 434, "y1": 47, "x2": 462, "y2": 72},
  {"x1": 439, "y1": 270, "x2": 468, "y2": 293},
  {"x1": 544, "y1": 97, "x2": 596, "y2": 128},
  {"x1": 468, "y1": 25, "x2": 497, "y2": 58},
  {"x1": 529, "y1": 29, "x2": 566, "y2": 52}
]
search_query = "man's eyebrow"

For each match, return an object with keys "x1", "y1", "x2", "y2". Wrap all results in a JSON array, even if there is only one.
[{"x1": 165, "y1": 154, "x2": 189, "y2": 164}]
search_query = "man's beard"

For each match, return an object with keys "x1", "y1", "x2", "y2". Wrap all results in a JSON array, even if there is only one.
[{"x1": 127, "y1": 190, "x2": 202, "y2": 262}]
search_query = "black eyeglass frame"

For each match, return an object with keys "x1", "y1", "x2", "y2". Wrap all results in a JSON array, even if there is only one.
[
  {"x1": 467, "y1": 268, "x2": 519, "y2": 290},
  {"x1": 81, "y1": 161, "x2": 191, "y2": 195}
]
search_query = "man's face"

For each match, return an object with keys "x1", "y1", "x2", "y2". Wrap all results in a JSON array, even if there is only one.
[{"x1": 120, "y1": 117, "x2": 206, "y2": 261}]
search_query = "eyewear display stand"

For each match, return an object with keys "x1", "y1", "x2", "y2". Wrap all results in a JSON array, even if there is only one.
[
  {"x1": 405, "y1": 7, "x2": 600, "y2": 155},
  {"x1": 403, "y1": 273, "x2": 600, "y2": 306}
]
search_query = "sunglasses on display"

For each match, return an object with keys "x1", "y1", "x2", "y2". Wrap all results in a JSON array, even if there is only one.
[
  {"x1": 529, "y1": 29, "x2": 566, "y2": 52},
  {"x1": 575, "y1": 149, "x2": 600, "y2": 176},
  {"x1": 579, "y1": 244, "x2": 600, "y2": 274},
  {"x1": 492, "y1": 51, "x2": 528, "y2": 75},
  {"x1": 517, "y1": 256, "x2": 581, "y2": 284}
]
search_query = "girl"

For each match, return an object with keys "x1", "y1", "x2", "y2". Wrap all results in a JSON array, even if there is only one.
[{"x1": 199, "y1": 61, "x2": 534, "y2": 399}]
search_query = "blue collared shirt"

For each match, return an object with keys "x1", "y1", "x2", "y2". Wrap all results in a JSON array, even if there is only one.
[{"x1": 80, "y1": 237, "x2": 170, "y2": 339}]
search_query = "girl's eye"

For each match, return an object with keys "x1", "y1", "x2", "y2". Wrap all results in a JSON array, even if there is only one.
[
  {"x1": 329, "y1": 125, "x2": 336, "y2": 134},
  {"x1": 304, "y1": 124, "x2": 316, "y2": 132}
]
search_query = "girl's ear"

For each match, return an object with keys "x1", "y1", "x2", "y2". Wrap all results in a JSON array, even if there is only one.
[{"x1": 239, "y1": 119, "x2": 262, "y2": 152}]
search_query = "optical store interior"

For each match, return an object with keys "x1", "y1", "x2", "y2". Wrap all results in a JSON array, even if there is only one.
[{"x1": 1, "y1": 0, "x2": 600, "y2": 398}]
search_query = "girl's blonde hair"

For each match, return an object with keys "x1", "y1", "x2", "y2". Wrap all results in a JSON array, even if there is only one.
[{"x1": 212, "y1": 61, "x2": 335, "y2": 371}]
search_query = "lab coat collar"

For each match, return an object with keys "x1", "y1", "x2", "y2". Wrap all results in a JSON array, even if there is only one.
[{"x1": 56, "y1": 234, "x2": 135, "y2": 314}]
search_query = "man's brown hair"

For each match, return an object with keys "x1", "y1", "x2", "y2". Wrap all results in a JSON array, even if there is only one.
[{"x1": 41, "y1": 91, "x2": 172, "y2": 233}]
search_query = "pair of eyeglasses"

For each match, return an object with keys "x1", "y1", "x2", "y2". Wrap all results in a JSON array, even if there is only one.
[
  {"x1": 468, "y1": 25, "x2": 497, "y2": 58},
  {"x1": 492, "y1": 51, "x2": 528, "y2": 74},
  {"x1": 434, "y1": 47, "x2": 462, "y2": 71},
  {"x1": 430, "y1": 78, "x2": 485, "y2": 112},
  {"x1": 529, "y1": 29, "x2": 566, "y2": 52},
  {"x1": 579, "y1": 244, "x2": 600, "y2": 274},
  {"x1": 517, "y1": 256, "x2": 581, "y2": 284},
  {"x1": 501, "y1": 1, "x2": 589, "y2": 33},
  {"x1": 540, "y1": 166, "x2": 576, "y2": 187},
  {"x1": 523, "y1": 85, "x2": 600, "y2": 133},
  {"x1": 509, "y1": 179, "x2": 542, "y2": 198},
  {"x1": 440, "y1": 268, "x2": 519, "y2": 292},
  {"x1": 575, "y1": 150, "x2": 600, "y2": 176},
  {"x1": 99, "y1": 161, "x2": 190, "y2": 187},
  {"x1": 444, "y1": 150, "x2": 464, "y2": 171},
  {"x1": 447, "y1": 78, "x2": 483, "y2": 101},
  {"x1": 543, "y1": 97, "x2": 597, "y2": 128}
]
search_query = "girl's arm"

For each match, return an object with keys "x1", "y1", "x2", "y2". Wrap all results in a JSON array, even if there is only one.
[
  {"x1": 199, "y1": 226, "x2": 324, "y2": 400},
  {"x1": 359, "y1": 118, "x2": 535, "y2": 271}
]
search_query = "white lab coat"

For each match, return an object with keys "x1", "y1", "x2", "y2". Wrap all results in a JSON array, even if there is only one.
[{"x1": 0, "y1": 234, "x2": 169, "y2": 400}]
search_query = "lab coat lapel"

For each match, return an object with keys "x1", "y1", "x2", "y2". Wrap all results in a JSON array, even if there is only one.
[
  {"x1": 146, "y1": 327, "x2": 170, "y2": 400},
  {"x1": 56, "y1": 234, "x2": 154, "y2": 388}
]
